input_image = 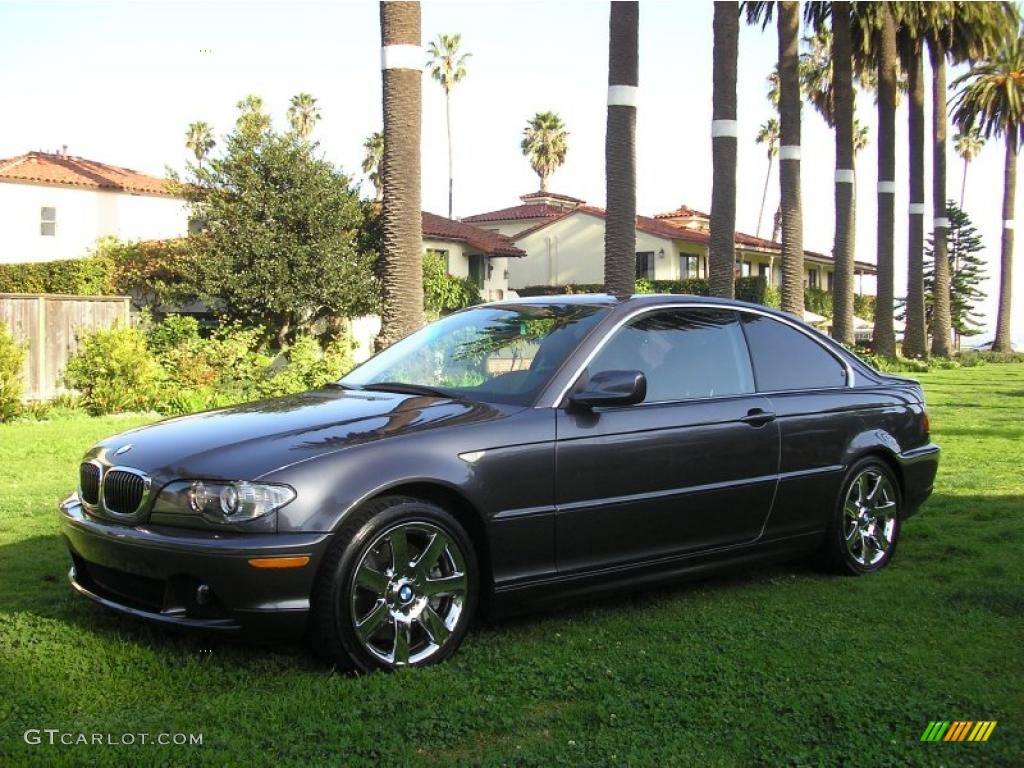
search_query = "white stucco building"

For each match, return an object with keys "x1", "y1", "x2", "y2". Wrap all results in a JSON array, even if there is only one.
[
  {"x1": 0, "y1": 150, "x2": 188, "y2": 264},
  {"x1": 421, "y1": 211, "x2": 524, "y2": 302}
]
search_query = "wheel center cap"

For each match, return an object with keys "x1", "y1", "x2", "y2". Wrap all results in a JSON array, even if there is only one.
[{"x1": 398, "y1": 585, "x2": 414, "y2": 603}]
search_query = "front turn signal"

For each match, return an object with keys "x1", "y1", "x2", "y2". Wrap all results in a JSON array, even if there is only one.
[{"x1": 247, "y1": 556, "x2": 310, "y2": 569}]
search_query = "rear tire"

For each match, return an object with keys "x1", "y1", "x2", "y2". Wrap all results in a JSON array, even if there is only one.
[
  {"x1": 821, "y1": 458, "x2": 902, "y2": 575},
  {"x1": 310, "y1": 495, "x2": 478, "y2": 671}
]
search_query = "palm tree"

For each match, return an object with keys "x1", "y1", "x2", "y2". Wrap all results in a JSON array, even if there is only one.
[
  {"x1": 869, "y1": 2, "x2": 898, "y2": 357},
  {"x1": 952, "y1": 31, "x2": 1024, "y2": 353},
  {"x1": 362, "y1": 131, "x2": 384, "y2": 202},
  {"x1": 922, "y1": 3, "x2": 1017, "y2": 356},
  {"x1": 755, "y1": 118, "x2": 779, "y2": 239},
  {"x1": 427, "y1": 34, "x2": 470, "y2": 219},
  {"x1": 826, "y1": 1, "x2": 856, "y2": 346},
  {"x1": 898, "y1": 8, "x2": 928, "y2": 359},
  {"x1": 747, "y1": 1, "x2": 804, "y2": 316},
  {"x1": 954, "y1": 128, "x2": 985, "y2": 208},
  {"x1": 710, "y1": 1, "x2": 738, "y2": 299},
  {"x1": 185, "y1": 121, "x2": 215, "y2": 169},
  {"x1": 521, "y1": 112, "x2": 568, "y2": 193},
  {"x1": 287, "y1": 93, "x2": 321, "y2": 140},
  {"x1": 378, "y1": 1, "x2": 424, "y2": 348}
]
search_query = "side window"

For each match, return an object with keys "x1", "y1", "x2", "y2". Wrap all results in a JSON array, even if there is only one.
[
  {"x1": 588, "y1": 309, "x2": 754, "y2": 403},
  {"x1": 40, "y1": 206, "x2": 56, "y2": 236},
  {"x1": 742, "y1": 314, "x2": 847, "y2": 391}
]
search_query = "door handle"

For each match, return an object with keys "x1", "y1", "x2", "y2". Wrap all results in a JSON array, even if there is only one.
[{"x1": 741, "y1": 408, "x2": 777, "y2": 427}]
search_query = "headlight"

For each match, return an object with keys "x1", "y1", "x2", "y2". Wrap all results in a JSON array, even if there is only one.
[{"x1": 154, "y1": 480, "x2": 295, "y2": 523}]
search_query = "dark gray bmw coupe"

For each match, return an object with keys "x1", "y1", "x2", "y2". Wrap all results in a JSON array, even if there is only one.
[{"x1": 61, "y1": 295, "x2": 939, "y2": 670}]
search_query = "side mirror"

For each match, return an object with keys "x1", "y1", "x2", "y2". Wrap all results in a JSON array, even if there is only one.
[{"x1": 569, "y1": 369, "x2": 647, "y2": 409}]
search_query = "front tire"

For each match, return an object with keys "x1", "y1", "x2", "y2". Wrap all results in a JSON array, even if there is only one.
[
  {"x1": 310, "y1": 496, "x2": 478, "y2": 671},
  {"x1": 822, "y1": 458, "x2": 902, "y2": 575}
]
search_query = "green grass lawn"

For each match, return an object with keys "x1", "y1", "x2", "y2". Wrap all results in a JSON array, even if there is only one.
[{"x1": 1, "y1": 365, "x2": 1022, "y2": 767}]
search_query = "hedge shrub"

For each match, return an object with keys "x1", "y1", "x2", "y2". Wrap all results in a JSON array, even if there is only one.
[
  {"x1": 63, "y1": 325, "x2": 164, "y2": 415},
  {"x1": 0, "y1": 257, "x2": 114, "y2": 296},
  {"x1": 0, "y1": 321, "x2": 26, "y2": 422}
]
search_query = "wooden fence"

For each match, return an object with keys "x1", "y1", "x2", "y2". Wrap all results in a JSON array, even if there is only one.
[{"x1": 0, "y1": 293, "x2": 131, "y2": 400}]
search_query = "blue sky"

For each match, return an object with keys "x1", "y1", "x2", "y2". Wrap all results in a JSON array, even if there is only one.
[{"x1": 1, "y1": 0, "x2": 1020, "y2": 340}]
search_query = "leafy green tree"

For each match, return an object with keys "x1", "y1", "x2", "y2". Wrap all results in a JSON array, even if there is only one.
[
  {"x1": 923, "y1": 203, "x2": 987, "y2": 348},
  {"x1": 0, "y1": 321, "x2": 25, "y2": 422},
  {"x1": 171, "y1": 97, "x2": 378, "y2": 346},
  {"x1": 422, "y1": 252, "x2": 480, "y2": 318},
  {"x1": 362, "y1": 131, "x2": 384, "y2": 201},
  {"x1": 521, "y1": 111, "x2": 568, "y2": 192}
]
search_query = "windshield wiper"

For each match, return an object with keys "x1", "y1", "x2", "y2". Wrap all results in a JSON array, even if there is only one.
[{"x1": 361, "y1": 382, "x2": 452, "y2": 398}]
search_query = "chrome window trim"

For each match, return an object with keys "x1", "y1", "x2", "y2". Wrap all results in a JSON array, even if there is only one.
[{"x1": 540, "y1": 302, "x2": 855, "y2": 409}]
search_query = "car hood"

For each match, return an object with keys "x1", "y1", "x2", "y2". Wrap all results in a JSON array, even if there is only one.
[{"x1": 89, "y1": 388, "x2": 509, "y2": 482}]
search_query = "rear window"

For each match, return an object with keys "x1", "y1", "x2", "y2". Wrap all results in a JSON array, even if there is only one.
[{"x1": 741, "y1": 314, "x2": 847, "y2": 391}]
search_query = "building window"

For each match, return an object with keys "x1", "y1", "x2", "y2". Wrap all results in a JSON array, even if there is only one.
[
  {"x1": 680, "y1": 254, "x2": 701, "y2": 279},
  {"x1": 808, "y1": 269, "x2": 819, "y2": 289},
  {"x1": 736, "y1": 260, "x2": 752, "y2": 277},
  {"x1": 40, "y1": 207, "x2": 56, "y2": 237},
  {"x1": 758, "y1": 263, "x2": 769, "y2": 279},
  {"x1": 826, "y1": 270, "x2": 835, "y2": 292},
  {"x1": 635, "y1": 252, "x2": 655, "y2": 280},
  {"x1": 426, "y1": 248, "x2": 450, "y2": 271}
]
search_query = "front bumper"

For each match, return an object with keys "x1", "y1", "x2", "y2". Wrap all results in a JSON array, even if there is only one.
[{"x1": 59, "y1": 495, "x2": 332, "y2": 639}]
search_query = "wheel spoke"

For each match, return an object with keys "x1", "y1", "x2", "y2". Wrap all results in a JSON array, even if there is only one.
[
  {"x1": 873, "y1": 529, "x2": 890, "y2": 553},
  {"x1": 865, "y1": 473, "x2": 884, "y2": 503},
  {"x1": 355, "y1": 600, "x2": 389, "y2": 642},
  {"x1": 355, "y1": 563, "x2": 388, "y2": 595},
  {"x1": 856, "y1": 473, "x2": 870, "y2": 503},
  {"x1": 860, "y1": 532, "x2": 875, "y2": 564},
  {"x1": 421, "y1": 573, "x2": 466, "y2": 598},
  {"x1": 413, "y1": 532, "x2": 449, "y2": 579},
  {"x1": 388, "y1": 528, "x2": 411, "y2": 573},
  {"x1": 419, "y1": 605, "x2": 451, "y2": 645},
  {"x1": 392, "y1": 620, "x2": 410, "y2": 665}
]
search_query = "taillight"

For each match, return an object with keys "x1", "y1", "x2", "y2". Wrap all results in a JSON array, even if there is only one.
[{"x1": 923, "y1": 411, "x2": 930, "y2": 436}]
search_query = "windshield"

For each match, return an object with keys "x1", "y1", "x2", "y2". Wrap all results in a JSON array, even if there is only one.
[{"x1": 341, "y1": 304, "x2": 610, "y2": 406}]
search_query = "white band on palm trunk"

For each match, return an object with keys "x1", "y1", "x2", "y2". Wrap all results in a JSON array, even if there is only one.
[
  {"x1": 608, "y1": 85, "x2": 639, "y2": 107},
  {"x1": 877, "y1": 181, "x2": 896, "y2": 193},
  {"x1": 835, "y1": 169, "x2": 854, "y2": 184},
  {"x1": 934, "y1": 217, "x2": 951, "y2": 229},
  {"x1": 381, "y1": 44, "x2": 423, "y2": 71},
  {"x1": 908, "y1": 203, "x2": 926, "y2": 215},
  {"x1": 711, "y1": 119, "x2": 738, "y2": 138},
  {"x1": 779, "y1": 145, "x2": 801, "y2": 160}
]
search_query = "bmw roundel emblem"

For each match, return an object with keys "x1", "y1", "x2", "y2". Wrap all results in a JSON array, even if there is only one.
[{"x1": 114, "y1": 444, "x2": 134, "y2": 456}]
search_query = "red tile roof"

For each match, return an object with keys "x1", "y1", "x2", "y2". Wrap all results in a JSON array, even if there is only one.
[
  {"x1": 519, "y1": 190, "x2": 586, "y2": 204},
  {"x1": 512, "y1": 206, "x2": 710, "y2": 244},
  {"x1": 0, "y1": 151, "x2": 175, "y2": 197},
  {"x1": 462, "y1": 203, "x2": 573, "y2": 223},
  {"x1": 654, "y1": 204, "x2": 711, "y2": 221},
  {"x1": 422, "y1": 212, "x2": 525, "y2": 257}
]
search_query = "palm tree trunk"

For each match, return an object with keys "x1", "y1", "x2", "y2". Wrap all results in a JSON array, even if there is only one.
[
  {"x1": 778, "y1": 1, "x2": 804, "y2": 316},
  {"x1": 960, "y1": 158, "x2": 968, "y2": 209},
  {"x1": 993, "y1": 134, "x2": 1017, "y2": 352},
  {"x1": 831, "y1": 0, "x2": 855, "y2": 345},
  {"x1": 709, "y1": 1, "x2": 738, "y2": 299},
  {"x1": 604, "y1": 1, "x2": 639, "y2": 298},
  {"x1": 873, "y1": 3, "x2": 897, "y2": 357},
  {"x1": 757, "y1": 153, "x2": 773, "y2": 238},
  {"x1": 929, "y1": 41, "x2": 952, "y2": 357},
  {"x1": 378, "y1": 1, "x2": 424, "y2": 349},
  {"x1": 902, "y1": 41, "x2": 927, "y2": 359},
  {"x1": 446, "y1": 90, "x2": 454, "y2": 219}
]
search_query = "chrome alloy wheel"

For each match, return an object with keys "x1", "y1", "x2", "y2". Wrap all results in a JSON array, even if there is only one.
[
  {"x1": 349, "y1": 521, "x2": 468, "y2": 667},
  {"x1": 843, "y1": 468, "x2": 898, "y2": 567}
]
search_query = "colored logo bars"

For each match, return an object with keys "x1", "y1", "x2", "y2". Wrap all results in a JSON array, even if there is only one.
[{"x1": 921, "y1": 721, "x2": 997, "y2": 742}]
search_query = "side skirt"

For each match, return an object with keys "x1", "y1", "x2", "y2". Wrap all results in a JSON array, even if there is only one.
[{"x1": 490, "y1": 530, "x2": 824, "y2": 612}]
